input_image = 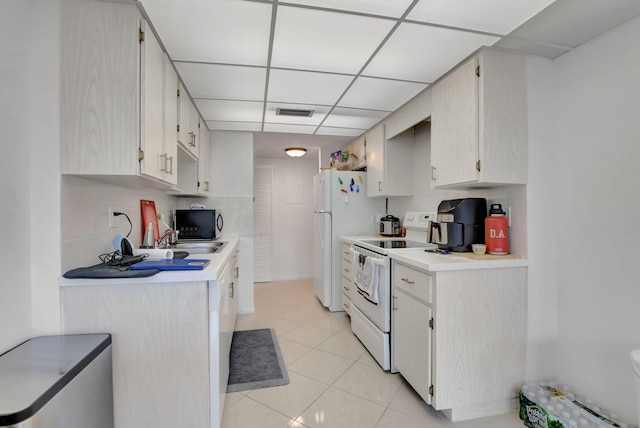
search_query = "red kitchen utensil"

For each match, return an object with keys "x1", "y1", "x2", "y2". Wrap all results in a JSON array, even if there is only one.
[{"x1": 140, "y1": 200, "x2": 159, "y2": 244}]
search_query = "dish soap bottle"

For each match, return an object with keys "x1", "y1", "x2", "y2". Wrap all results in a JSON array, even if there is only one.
[{"x1": 485, "y1": 204, "x2": 508, "y2": 255}]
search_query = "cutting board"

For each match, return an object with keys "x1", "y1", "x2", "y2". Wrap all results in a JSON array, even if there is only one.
[
  {"x1": 130, "y1": 259, "x2": 210, "y2": 271},
  {"x1": 140, "y1": 200, "x2": 160, "y2": 243},
  {"x1": 452, "y1": 252, "x2": 521, "y2": 261}
]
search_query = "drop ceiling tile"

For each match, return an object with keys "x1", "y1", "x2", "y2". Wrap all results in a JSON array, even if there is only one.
[
  {"x1": 407, "y1": 0, "x2": 556, "y2": 35},
  {"x1": 315, "y1": 127, "x2": 366, "y2": 137},
  {"x1": 206, "y1": 121, "x2": 263, "y2": 132},
  {"x1": 363, "y1": 23, "x2": 499, "y2": 82},
  {"x1": 263, "y1": 123, "x2": 318, "y2": 134},
  {"x1": 265, "y1": 103, "x2": 330, "y2": 125},
  {"x1": 195, "y1": 99, "x2": 264, "y2": 122},
  {"x1": 322, "y1": 107, "x2": 389, "y2": 129},
  {"x1": 271, "y1": 6, "x2": 396, "y2": 74},
  {"x1": 140, "y1": 0, "x2": 272, "y2": 65},
  {"x1": 268, "y1": 69, "x2": 354, "y2": 105},
  {"x1": 283, "y1": 0, "x2": 415, "y2": 18},
  {"x1": 175, "y1": 62, "x2": 266, "y2": 101},
  {"x1": 338, "y1": 77, "x2": 427, "y2": 111}
]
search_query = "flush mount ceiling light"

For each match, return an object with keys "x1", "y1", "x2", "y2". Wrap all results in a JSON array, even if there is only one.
[{"x1": 285, "y1": 147, "x2": 307, "y2": 157}]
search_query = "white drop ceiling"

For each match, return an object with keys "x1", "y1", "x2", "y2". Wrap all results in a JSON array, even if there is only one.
[{"x1": 139, "y1": 0, "x2": 640, "y2": 158}]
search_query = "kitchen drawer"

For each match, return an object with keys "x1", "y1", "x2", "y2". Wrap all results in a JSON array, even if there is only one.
[
  {"x1": 342, "y1": 293, "x2": 352, "y2": 316},
  {"x1": 342, "y1": 262, "x2": 353, "y2": 282},
  {"x1": 342, "y1": 276, "x2": 354, "y2": 299},
  {"x1": 342, "y1": 244, "x2": 353, "y2": 264},
  {"x1": 394, "y1": 262, "x2": 432, "y2": 304}
]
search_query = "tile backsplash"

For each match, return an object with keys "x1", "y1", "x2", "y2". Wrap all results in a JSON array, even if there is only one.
[{"x1": 61, "y1": 176, "x2": 253, "y2": 274}]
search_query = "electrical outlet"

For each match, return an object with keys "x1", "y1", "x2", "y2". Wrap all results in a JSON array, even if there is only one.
[{"x1": 109, "y1": 207, "x2": 120, "y2": 228}]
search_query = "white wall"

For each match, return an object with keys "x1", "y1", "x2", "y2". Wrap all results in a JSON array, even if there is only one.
[
  {"x1": 60, "y1": 176, "x2": 177, "y2": 272},
  {"x1": 0, "y1": 0, "x2": 35, "y2": 351},
  {"x1": 548, "y1": 15, "x2": 640, "y2": 423},
  {"x1": 197, "y1": 131, "x2": 255, "y2": 314},
  {"x1": 255, "y1": 157, "x2": 318, "y2": 281}
]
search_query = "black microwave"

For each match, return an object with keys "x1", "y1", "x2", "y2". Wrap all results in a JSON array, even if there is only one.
[{"x1": 174, "y1": 209, "x2": 223, "y2": 240}]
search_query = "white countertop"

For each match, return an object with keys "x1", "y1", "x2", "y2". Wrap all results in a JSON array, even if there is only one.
[
  {"x1": 340, "y1": 235, "x2": 527, "y2": 271},
  {"x1": 59, "y1": 237, "x2": 239, "y2": 286},
  {"x1": 389, "y1": 249, "x2": 528, "y2": 271}
]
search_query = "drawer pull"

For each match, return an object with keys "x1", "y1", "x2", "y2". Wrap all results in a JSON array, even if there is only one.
[
  {"x1": 343, "y1": 302, "x2": 350, "y2": 309},
  {"x1": 343, "y1": 286, "x2": 350, "y2": 291},
  {"x1": 344, "y1": 268, "x2": 350, "y2": 273},
  {"x1": 401, "y1": 277, "x2": 415, "y2": 285}
]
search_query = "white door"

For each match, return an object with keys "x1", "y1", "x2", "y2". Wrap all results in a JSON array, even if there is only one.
[{"x1": 254, "y1": 165, "x2": 273, "y2": 282}]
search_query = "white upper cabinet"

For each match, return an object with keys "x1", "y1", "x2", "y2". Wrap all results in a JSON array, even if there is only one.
[
  {"x1": 431, "y1": 48, "x2": 527, "y2": 188},
  {"x1": 140, "y1": 21, "x2": 178, "y2": 186},
  {"x1": 178, "y1": 84, "x2": 200, "y2": 159},
  {"x1": 366, "y1": 124, "x2": 414, "y2": 198},
  {"x1": 61, "y1": 1, "x2": 178, "y2": 189},
  {"x1": 197, "y1": 123, "x2": 210, "y2": 196}
]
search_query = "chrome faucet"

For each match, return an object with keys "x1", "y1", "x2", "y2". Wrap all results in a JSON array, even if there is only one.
[{"x1": 157, "y1": 229, "x2": 178, "y2": 249}]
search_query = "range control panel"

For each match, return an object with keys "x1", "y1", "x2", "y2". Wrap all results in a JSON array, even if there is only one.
[{"x1": 402, "y1": 211, "x2": 437, "y2": 231}]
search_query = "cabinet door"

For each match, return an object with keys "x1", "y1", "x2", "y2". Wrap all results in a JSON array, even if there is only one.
[
  {"x1": 61, "y1": 1, "x2": 140, "y2": 176},
  {"x1": 140, "y1": 20, "x2": 165, "y2": 182},
  {"x1": 197, "y1": 123, "x2": 210, "y2": 195},
  {"x1": 350, "y1": 136, "x2": 366, "y2": 169},
  {"x1": 365, "y1": 124, "x2": 385, "y2": 197},
  {"x1": 394, "y1": 288, "x2": 432, "y2": 404},
  {"x1": 178, "y1": 83, "x2": 192, "y2": 153},
  {"x1": 190, "y1": 103, "x2": 200, "y2": 157},
  {"x1": 163, "y1": 55, "x2": 178, "y2": 185},
  {"x1": 431, "y1": 56, "x2": 479, "y2": 187}
]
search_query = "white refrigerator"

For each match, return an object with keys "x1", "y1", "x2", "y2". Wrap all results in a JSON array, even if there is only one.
[{"x1": 313, "y1": 170, "x2": 385, "y2": 312}]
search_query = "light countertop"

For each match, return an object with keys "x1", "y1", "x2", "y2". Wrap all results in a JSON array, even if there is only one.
[
  {"x1": 59, "y1": 237, "x2": 239, "y2": 286},
  {"x1": 340, "y1": 235, "x2": 527, "y2": 272},
  {"x1": 390, "y1": 249, "x2": 528, "y2": 271}
]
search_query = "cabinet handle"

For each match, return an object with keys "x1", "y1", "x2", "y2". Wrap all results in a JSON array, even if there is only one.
[
  {"x1": 343, "y1": 302, "x2": 350, "y2": 309},
  {"x1": 392, "y1": 295, "x2": 398, "y2": 310},
  {"x1": 431, "y1": 166, "x2": 437, "y2": 181},
  {"x1": 167, "y1": 155, "x2": 173, "y2": 175},
  {"x1": 203, "y1": 181, "x2": 209, "y2": 192},
  {"x1": 229, "y1": 281, "x2": 234, "y2": 298},
  {"x1": 160, "y1": 153, "x2": 167, "y2": 172},
  {"x1": 401, "y1": 277, "x2": 415, "y2": 285},
  {"x1": 234, "y1": 266, "x2": 239, "y2": 279},
  {"x1": 343, "y1": 286, "x2": 350, "y2": 291},
  {"x1": 378, "y1": 181, "x2": 383, "y2": 191},
  {"x1": 343, "y1": 268, "x2": 350, "y2": 273}
]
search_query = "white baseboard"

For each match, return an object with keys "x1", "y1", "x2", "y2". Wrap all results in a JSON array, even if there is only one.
[{"x1": 441, "y1": 397, "x2": 518, "y2": 421}]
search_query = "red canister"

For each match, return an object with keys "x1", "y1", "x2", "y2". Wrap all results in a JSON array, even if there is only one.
[{"x1": 485, "y1": 204, "x2": 509, "y2": 255}]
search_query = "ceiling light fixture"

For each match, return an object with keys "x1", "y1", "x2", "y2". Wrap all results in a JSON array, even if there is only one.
[{"x1": 285, "y1": 147, "x2": 307, "y2": 157}]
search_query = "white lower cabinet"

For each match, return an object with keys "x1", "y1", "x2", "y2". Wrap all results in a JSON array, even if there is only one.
[
  {"x1": 342, "y1": 243, "x2": 353, "y2": 315},
  {"x1": 393, "y1": 284, "x2": 432, "y2": 404},
  {"x1": 60, "y1": 251, "x2": 239, "y2": 427},
  {"x1": 391, "y1": 260, "x2": 526, "y2": 421}
]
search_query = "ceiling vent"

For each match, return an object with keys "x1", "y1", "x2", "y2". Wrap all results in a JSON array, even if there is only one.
[{"x1": 276, "y1": 108, "x2": 315, "y2": 117}]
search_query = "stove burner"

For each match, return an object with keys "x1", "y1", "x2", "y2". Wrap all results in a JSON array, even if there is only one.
[{"x1": 359, "y1": 239, "x2": 429, "y2": 249}]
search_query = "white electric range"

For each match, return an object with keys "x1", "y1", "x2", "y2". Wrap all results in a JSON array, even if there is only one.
[{"x1": 348, "y1": 211, "x2": 436, "y2": 372}]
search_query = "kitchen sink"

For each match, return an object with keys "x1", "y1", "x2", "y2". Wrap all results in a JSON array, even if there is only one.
[{"x1": 173, "y1": 241, "x2": 226, "y2": 254}]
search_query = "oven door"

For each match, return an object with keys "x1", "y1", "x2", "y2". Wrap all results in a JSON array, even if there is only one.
[{"x1": 349, "y1": 245, "x2": 390, "y2": 333}]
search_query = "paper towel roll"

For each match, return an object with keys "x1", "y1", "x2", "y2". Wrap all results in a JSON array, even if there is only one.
[{"x1": 133, "y1": 248, "x2": 174, "y2": 259}]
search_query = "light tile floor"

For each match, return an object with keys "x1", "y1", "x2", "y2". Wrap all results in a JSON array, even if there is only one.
[{"x1": 222, "y1": 280, "x2": 524, "y2": 428}]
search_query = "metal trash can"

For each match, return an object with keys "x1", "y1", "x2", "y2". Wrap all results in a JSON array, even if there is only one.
[{"x1": 0, "y1": 334, "x2": 113, "y2": 428}]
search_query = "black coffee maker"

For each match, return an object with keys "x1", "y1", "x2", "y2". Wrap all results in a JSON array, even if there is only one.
[{"x1": 427, "y1": 198, "x2": 487, "y2": 252}]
